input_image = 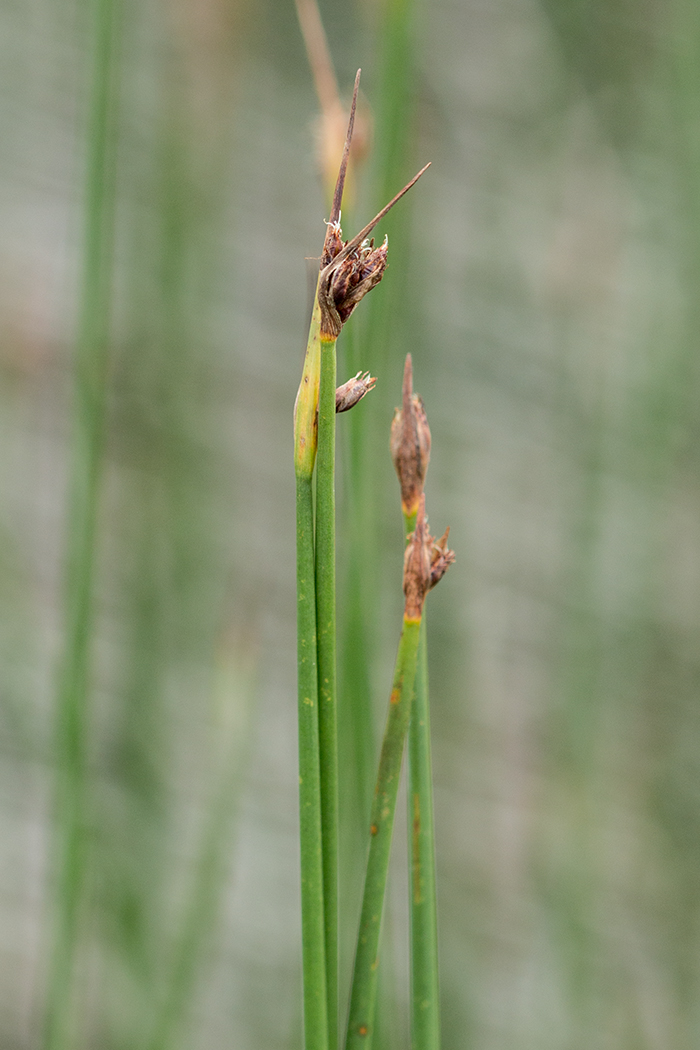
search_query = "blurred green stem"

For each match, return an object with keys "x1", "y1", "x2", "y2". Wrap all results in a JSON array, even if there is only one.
[
  {"x1": 345, "y1": 616, "x2": 421, "y2": 1049},
  {"x1": 404, "y1": 512, "x2": 440, "y2": 1050},
  {"x1": 45, "y1": 0, "x2": 119, "y2": 1046},
  {"x1": 316, "y1": 334, "x2": 339, "y2": 1048},
  {"x1": 148, "y1": 651, "x2": 254, "y2": 1050}
]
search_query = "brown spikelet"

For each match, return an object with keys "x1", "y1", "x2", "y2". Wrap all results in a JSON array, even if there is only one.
[{"x1": 390, "y1": 354, "x2": 431, "y2": 517}]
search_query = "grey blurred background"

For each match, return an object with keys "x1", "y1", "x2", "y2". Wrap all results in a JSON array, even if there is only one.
[{"x1": 2, "y1": 0, "x2": 700, "y2": 1047}]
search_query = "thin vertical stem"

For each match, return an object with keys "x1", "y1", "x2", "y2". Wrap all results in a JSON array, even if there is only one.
[
  {"x1": 402, "y1": 510, "x2": 440, "y2": 1050},
  {"x1": 408, "y1": 622, "x2": 440, "y2": 1050},
  {"x1": 45, "y1": 0, "x2": 119, "y2": 1045},
  {"x1": 345, "y1": 617, "x2": 421, "y2": 1050},
  {"x1": 316, "y1": 335, "x2": 339, "y2": 1048},
  {"x1": 297, "y1": 472, "x2": 329, "y2": 1050}
]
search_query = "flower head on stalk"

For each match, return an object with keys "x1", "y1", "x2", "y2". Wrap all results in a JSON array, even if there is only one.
[
  {"x1": 316, "y1": 70, "x2": 430, "y2": 341},
  {"x1": 403, "y1": 496, "x2": 455, "y2": 621},
  {"x1": 294, "y1": 70, "x2": 428, "y2": 480}
]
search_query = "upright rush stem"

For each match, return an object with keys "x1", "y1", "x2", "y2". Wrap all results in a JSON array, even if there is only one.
[
  {"x1": 404, "y1": 514, "x2": 440, "y2": 1050},
  {"x1": 346, "y1": 498, "x2": 453, "y2": 1050},
  {"x1": 296, "y1": 470, "x2": 329, "y2": 1050},
  {"x1": 295, "y1": 66, "x2": 429, "y2": 1050},
  {"x1": 313, "y1": 70, "x2": 359, "y2": 1049},
  {"x1": 316, "y1": 331, "x2": 338, "y2": 1047},
  {"x1": 345, "y1": 614, "x2": 422, "y2": 1049},
  {"x1": 295, "y1": 292, "x2": 328, "y2": 1050},
  {"x1": 392, "y1": 357, "x2": 442, "y2": 1050}
]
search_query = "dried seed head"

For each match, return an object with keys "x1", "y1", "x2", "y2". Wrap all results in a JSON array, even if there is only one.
[
  {"x1": 403, "y1": 496, "x2": 454, "y2": 619},
  {"x1": 331, "y1": 236, "x2": 388, "y2": 325},
  {"x1": 430, "y1": 526, "x2": 455, "y2": 589},
  {"x1": 314, "y1": 74, "x2": 430, "y2": 340},
  {"x1": 318, "y1": 159, "x2": 429, "y2": 340},
  {"x1": 335, "y1": 371, "x2": 377, "y2": 413},
  {"x1": 390, "y1": 354, "x2": 431, "y2": 517}
]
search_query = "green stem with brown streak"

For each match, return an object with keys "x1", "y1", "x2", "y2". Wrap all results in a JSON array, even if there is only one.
[
  {"x1": 404, "y1": 511, "x2": 440, "y2": 1050},
  {"x1": 295, "y1": 295, "x2": 329, "y2": 1050},
  {"x1": 345, "y1": 616, "x2": 421, "y2": 1050},
  {"x1": 316, "y1": 332, "x2": 339, "y2": 1048}
]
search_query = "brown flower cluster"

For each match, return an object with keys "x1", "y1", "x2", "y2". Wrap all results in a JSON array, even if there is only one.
[
  {"x1": 310, "y1": 68, "x2": 428, "y2": 341},
  {"x1": 403, "y1": 496, "x2": 455, "y2": 620},
  {"x1": 321, "y1": 221, "x2": 388, "y2": 333}
]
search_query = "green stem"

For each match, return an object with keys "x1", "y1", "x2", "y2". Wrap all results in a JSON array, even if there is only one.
[
  {"x1": 296, "y1": 472, "x2": 329, "y2": 1050},
  {"x1": 316, "y1": 335, "x2": 339, "y2": 1048},
  {"x1": 45, "y1": 0, "x2": 119, "y2": 1045},
  {"x1": 404, "y1": 513, "x2": 440, "y2": 1050},
  {"x1": 345, "y1": 616, "x2": 422, "y2": 1049},
  {"x1": 408, "y1": 625, "x2": 440, "y2": 1050}
]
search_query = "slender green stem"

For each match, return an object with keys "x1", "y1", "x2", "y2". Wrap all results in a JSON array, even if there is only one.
[
  {"x1": 402, "y1": 516, "x2": 440, "y2": 1050},
  {"x1": 316, "y1": 335, "x2": 339, "y2": 1048},
  {"x1": 296, "y1": 472, "x2": 329, "y2": 1050},
  {"x1": 45, "y1": 0, "x2": 119, "y2": 1045},
  {"x1": 345, "y1": 616, "x2": 421, "y2": 1050},
  {"x1": 408, "y1": 623, "x2": 440, "y2": 1049},
  {"x1": 404, "y1": 516, "x2": 440, "y2": 1050}
]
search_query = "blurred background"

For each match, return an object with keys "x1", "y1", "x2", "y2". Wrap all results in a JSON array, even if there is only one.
[{"x1": 3, "y1": 0, "x2": 700, "y2": 1047}]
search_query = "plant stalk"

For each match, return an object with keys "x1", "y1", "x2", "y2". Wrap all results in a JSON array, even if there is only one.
[
  {"x1": 404, "y1": 513, "x2": 440, "y2": 1050},
  {"x1": 296, "y1": 468, "x2": 329, "y2": 1050},
  {"x1": 345, "y1": 616, "x2": 421, "y2": 1049},
  {"x1": 316, "y1": 334, "x2": 339, "y2": 1048},
  {"x1": 295, "y1": 292, "x2": 328, "y2": 1050}
]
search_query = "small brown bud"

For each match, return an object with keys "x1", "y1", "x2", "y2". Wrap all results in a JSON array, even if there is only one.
[
  {"x1": 335, "y1": 371, "x2": 377, "y2": 413},
  {"x1": 403, "y1": 496, "x2": 454, "y2": 620},
  {"x1": 430, "y1": 526, "x2": 455, "y2": 589},
  {"x1": 390, "y1": 354, "x2": 431, "y2": 517}
]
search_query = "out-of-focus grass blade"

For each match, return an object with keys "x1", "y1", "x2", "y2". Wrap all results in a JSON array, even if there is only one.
[
  {"x1": 148, "y1": 641, "x2": 256, "y2": 1050},
  {"x1": 45, "y1": 0, "x2": 120, "y2": 1045}
]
